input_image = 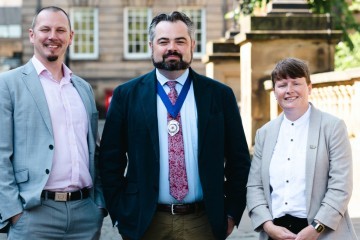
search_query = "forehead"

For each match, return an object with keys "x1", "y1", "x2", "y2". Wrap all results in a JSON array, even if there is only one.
[
  {"x1": 154, "y1": 21, "x2": 190, "y2": 39},
  {"x1": 275, "y1": 77, "x2": 307, "y2": 83},
  {"x1": 35, "y1": 10, "x2": 70, "y2": 29}
]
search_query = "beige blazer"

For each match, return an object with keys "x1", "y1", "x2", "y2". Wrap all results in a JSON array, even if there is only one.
[{"x1": 247, "y1": 104, "x2": 358, "y2": 239}]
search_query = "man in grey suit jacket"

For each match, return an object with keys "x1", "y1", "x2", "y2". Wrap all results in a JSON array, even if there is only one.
[
  {"x1": 247, "y1": 58, "x2": 358, "y2": 239},
  {"x1": 0, "y1": 6, "x2": 105, "y2": 239}
]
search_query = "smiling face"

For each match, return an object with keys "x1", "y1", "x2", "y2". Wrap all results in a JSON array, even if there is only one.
[
  {"x1": 274, "y1": 77, "x2": 312, "y2": 119},
  {"x1": 29, "y1": 9, "x2": 73, "y2": 65},
  {"x1": 149, "y1": 20, "x2": 195, "y2": 74}
]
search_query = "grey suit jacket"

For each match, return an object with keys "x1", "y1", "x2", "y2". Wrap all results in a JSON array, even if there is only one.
[
  {"x1": 247, "y1": 104, "x2": 358, "y2": 239},
  {"x1": 0, "y1": 60, "x2": 105, "y2": 230}
]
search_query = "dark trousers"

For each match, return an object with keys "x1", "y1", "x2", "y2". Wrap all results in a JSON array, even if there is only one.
[{"x1": 269, "y1": 214, "x2": 308, "y2": 240}]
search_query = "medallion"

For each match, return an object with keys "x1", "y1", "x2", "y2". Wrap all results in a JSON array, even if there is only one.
[{"x1": 167, "y1": 120, "x2": 180, "y2": 136}]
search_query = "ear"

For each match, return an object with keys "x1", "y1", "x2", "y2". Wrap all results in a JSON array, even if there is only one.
[
  {"x1": 29, "y1": 29, "x2": 34, "y2": 44},
  {"x1": 69, "y1": 30, "x2": 74, "y2": 45},
  {"x1": 191, "y1": 39, "x2": 196, "y2": 52},
  {"x1": 308, "y1": 83, "x2": 312, "y2": 95}
]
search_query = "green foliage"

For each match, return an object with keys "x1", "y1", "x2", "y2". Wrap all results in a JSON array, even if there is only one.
[
  {"x1": 335, "y1": 32, "x2": 360, "y2": 70},
  {"x1": 234, "y1": 0, "x2": 360, "y2": 50}
]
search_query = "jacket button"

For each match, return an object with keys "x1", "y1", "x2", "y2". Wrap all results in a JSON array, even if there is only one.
[
  {"x1": 49, "y1": 145, "x2": 54, "y2": 150},
  {"x1": 45, "y1": 169, "x2": 50, "y2": 174}
]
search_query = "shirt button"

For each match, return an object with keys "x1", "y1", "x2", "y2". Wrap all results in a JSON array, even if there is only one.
[
  {"x1": 290, "y1": 139, "x2": 293, "y2": 142},
  {"x1": 49, "y1": 145, "x2": 54, "y2": 150},
  {"x1": 286, "y1": 180, "x2": 289, "y2": 183},
  {"x1": 285, "y1": 202, "x2": 288, "y2": 205},
  {"x1": 288, "y1": 158, "x2": 290, "y2": 161}
]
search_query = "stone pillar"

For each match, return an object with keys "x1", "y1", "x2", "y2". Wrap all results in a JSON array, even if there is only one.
[
  {"x1": 202, "y1": 38, "x2": 241, "y2": 101},
  {"x1": 234, "y1": 5, "x2": 342, "y2": 146}
]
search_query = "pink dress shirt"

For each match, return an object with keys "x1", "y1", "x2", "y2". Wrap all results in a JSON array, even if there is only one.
[{"x1": 32, "y1": 57, "x2": 93, "y2": 191}]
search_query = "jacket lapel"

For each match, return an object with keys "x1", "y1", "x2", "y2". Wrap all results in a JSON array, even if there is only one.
[
  {"x1": 140, "y1": 70, "x2": 160, "y2": 160},
  {"x1": 305, "y1": 104, "x2": 321, "y2": 213},
  {"x1": 192, "y1": 69, "x2": 211, "y2": 162},
  {"x1": 262, "y1": 114, "x2": 283, "y2": 204},
  {"x1": 71, "y1": 77, "x2": 92, "y2": 120},
  {"x1": 22, "y1": 61, "x2": 53, "y2": 136}
]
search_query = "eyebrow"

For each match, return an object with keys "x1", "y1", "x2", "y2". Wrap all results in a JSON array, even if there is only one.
[{"x1": 157, "y1": 37, "x2": 188, "y2": 41}]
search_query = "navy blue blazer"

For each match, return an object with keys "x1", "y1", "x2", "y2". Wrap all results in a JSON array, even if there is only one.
[{"x1": 100, "y1": 68, "x2": 250, "y2": 240}]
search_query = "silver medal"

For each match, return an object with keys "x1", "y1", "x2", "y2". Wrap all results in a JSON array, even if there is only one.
[{"x1": 167, "y1": 120, "x2": 180, "y2": 136}]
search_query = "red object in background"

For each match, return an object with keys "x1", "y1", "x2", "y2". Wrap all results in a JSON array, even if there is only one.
[{"x1": 105, "y1": 89, "x2": 113, "y2": 112}]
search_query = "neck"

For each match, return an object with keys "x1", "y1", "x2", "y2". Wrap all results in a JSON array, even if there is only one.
[
  {"x1": 42, "y1": 61, "x2": 64, "y2": 81},
  {"x1": 158, "y1": 69, "x2": 186, "y2": 80},
  {"x1": 283, "y1": 106, "x2": 309, "y2": 121}
]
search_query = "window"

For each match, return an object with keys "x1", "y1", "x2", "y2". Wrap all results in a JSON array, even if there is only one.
[
  {"x1": 0, "y1": 25, "x2": 21, "y2": 38},
  {"x1": 70, "y1": 7, "x2": 99, "y2": 60},
  {"x1": 124, "y1": 7, "x2": 152, "y2": 59},
  {"x1": 179, "y1": 8, "x2": 206, "y2": 58}
]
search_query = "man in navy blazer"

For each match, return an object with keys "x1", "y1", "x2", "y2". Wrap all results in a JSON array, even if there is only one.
[
  {"x1": 0, "y1": 6, "x2": 105, "y2": 239},
  {"x1": 100, "y1": 11, "x2": 250, "y2": 240}
]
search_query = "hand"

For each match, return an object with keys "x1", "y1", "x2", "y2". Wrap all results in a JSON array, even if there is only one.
[
  {"x1": 226, "y1": 217, "x2": 236, "y2": 237},
  {"x1": 11, "y1": 213, "x2": 22, "y2": 225},
  {"x1": 295, "y1": 225, "x2": 320, "y2": 240},
  {"x1": 263, "y1": 221, "x2": 297, "y2": 240}
]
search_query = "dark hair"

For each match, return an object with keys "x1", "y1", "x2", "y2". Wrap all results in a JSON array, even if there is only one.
[
  {"x1": 31, "y1": 6, "x2": 71, "y2": 30},
  {"x1": 148, "y1": 11, "x2": 194, "y2": 42},
  {"x1": 271, "y1": 57, "x2": 311, "y2": 86}
]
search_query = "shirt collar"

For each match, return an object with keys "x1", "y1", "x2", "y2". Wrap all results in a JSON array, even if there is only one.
[
  {"x1": 156, "y1": 68, "x2": 189, "y2": 86},
  {"x1": 283, "y1": 104, "x2": 312, "y2": 126},
  {"x1": 31, "y1": 56, "x2": 72, "y2": 83}
]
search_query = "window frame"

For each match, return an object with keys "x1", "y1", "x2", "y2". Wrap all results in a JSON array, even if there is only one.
[
  {"x1": 69, "y1": 7, "x2": 99, "y2": 60},
  {"x1": 123, "y1": 7, "x2": 152, "y2": 60}
]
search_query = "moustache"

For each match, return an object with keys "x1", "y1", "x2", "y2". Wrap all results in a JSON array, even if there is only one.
[{"x1": 163, "y1": 51, "x2": 182, "y2": 58}]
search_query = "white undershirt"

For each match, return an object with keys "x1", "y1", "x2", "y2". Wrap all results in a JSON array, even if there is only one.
[{"x1": 269, "y1": 105, "x2": 311, "y2": 218}]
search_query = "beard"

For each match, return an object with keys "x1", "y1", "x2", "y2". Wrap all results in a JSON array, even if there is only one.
[
  {"x1": 47, "y1": 55, "x2": 59, "y2": 62},
  {"x1": 152, "y1": 50, "x2": 192, "y2": 71}
]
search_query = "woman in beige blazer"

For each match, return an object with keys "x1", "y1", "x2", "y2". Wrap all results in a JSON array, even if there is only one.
[{"x1": 247, "y1": 58, "x2": 358, "y2": 240}]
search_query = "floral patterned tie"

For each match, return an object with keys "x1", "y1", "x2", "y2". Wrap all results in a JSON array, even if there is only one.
[{"x1": 167, "y1": 81, "x2": 188, "y2": 201}]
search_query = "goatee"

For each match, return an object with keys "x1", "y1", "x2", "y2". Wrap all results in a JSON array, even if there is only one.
[{"x1": 47, "y1": 55, "x2": 58, "y2": 62}]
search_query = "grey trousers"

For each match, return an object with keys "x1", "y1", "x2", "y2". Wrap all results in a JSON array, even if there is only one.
[{"x1": 8, "y1": 197, "x2": 104, "y2": 240}]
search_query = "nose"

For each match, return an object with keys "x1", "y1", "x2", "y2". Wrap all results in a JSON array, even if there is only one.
[
  {"x1": 286, "y1": 84, "x2": 293, "y2": 93},
  {"x1": 168, "y1": 41, "x2": 176, "y2": 50},
  {"x1": 48, "y1": 29, "x2": 57, "y2": 39}
]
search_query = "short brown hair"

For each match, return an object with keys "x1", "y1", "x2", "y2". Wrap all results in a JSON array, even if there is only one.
[{"x1": 271, "y1": 57, "x2": 311, "y2": 87}]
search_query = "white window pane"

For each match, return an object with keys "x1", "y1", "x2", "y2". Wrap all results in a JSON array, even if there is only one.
[
  {"x1": 124, "y1": 7, "x2": 151, "y2": 59},
  {"x1": 70, "y1": 7, "x2": 99, "y2": 60}
]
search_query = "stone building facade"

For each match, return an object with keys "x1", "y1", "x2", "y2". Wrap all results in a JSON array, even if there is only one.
[{"x1": 19, "y1": 0, "x2": 235, "y2": 117}]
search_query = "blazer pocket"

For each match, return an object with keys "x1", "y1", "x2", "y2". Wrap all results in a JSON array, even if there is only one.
[{"x1": 14, "y1": 169, "x2": 29, "y2": 183}]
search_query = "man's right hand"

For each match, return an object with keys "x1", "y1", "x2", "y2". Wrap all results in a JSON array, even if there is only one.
[{"x1": 11, "y1": 213, "x2": 23, "y2": 225}]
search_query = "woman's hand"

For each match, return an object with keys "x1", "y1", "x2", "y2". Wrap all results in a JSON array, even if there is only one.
[{"x1": 263, "y1": 221, "x2": 297, "y2": 240}]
